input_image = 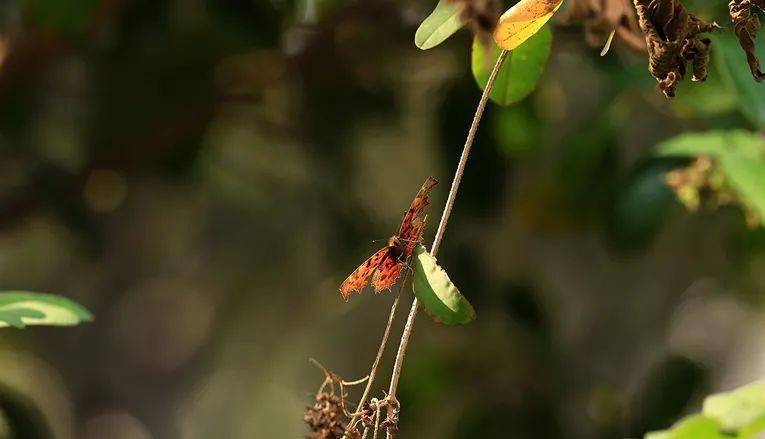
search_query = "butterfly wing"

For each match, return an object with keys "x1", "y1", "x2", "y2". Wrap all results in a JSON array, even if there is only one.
[
  {"x1": 372, "y1": 252, "x2": 404, "y2": 292},
  {"x1": 403, "y1": 216, "x2": 426, "y2": 257},
  {"x1": 397, "y1": 176, "x2": 438, "y2": 245},
  {"x1": 339, "y1": 177, "x2": 438, "y2": 300},
  {"x1": 339, "y1": 247, "x2": 390, "y2": 301}
]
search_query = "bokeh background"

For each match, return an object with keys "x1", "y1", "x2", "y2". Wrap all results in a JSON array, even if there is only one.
[{"x1": 0, "y1": 0, "x2": 763, "y2": 438}]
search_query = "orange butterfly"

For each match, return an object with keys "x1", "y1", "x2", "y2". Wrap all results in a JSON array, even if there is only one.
[{"x1": 340, "y1": 177, "x2": 438, "y2": 301}]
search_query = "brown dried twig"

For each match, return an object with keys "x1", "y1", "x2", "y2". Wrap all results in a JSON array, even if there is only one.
[
  {"x1": 383, "y1": 49, "x2": 511, "y2": 438},
  {"x1": 342, "y1": 277, "x2": 406, "y2": 437}
]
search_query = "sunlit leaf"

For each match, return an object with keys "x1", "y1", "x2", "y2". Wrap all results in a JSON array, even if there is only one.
[
  {"x1": 703, "y1": 381, "x2": 765, "y2": 434},
  {"x1": 493, "y1": 0, "x2": 562, "y2": 51},
  {"x1": 472, "y1": 26, "x2": 552, "y2": 105},
  {"x1": 412, "y1": 244, "x2": 475, "y2": 325},
  {"x1": 645, "y1": 415, "x2": 728, "y2": 439},
  {"x1": 600, "y1": 29, "x2": 616, "y2": 56},
  {"x1": 714, "y1": 34, "x2": 765, "y2": 129},
  {"x1": 645, "y1": 379, "x2": 765, "y2": 437},
  {"x1": 655, "y1": 130, "x2": 764, "y2": 158},
  {"x1": 414, "y1": 0, "x2": 465, "y2": 50},
  {"x1": 0, "y1": 292, "x2": 93, "y2": 329}
]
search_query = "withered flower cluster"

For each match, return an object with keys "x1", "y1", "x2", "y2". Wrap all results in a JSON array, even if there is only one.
[
  {"x1": 729, "y1": 0, "x2": 765, "y2": 81},
  {"x1": 448, "y1": 0, "x2": 503, "y2": 44},
  {"x1": 665, "y1": 156, "x2": 761, "y2": 227},
  {"x1": 304, "y1": 392, "x2": 360, "y2": 439},
  {"x1": 558, "y1": 0, "x2": 646, "y2": 53},
  {"x1": 633, "y1": 0, "x2": 719, "y2": 98}
]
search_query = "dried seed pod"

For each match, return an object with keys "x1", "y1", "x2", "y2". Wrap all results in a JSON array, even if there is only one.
[
  {"x1": 360, "y1": 401, "x2": 376, "y2": 428},
  {"x1": 380, "y1": 399, "x2": 400, "y2": 438},
  {"x1": 304, "y1": 392, "x2": 359, "y2": 439},
  {"x1": 633, "y1": 0, "x2": 719, "y2": 98},
  {"x1": 728, "y1": 0, "x2": 765, "y2": 81}
]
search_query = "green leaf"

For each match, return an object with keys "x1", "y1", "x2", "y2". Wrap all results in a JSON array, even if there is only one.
[
  {"x1": 645, "y1": 381, "x2": 765, "y2": 438},
  {"x1": 414, "y1": 0, "x2": 464, "y2": 50},
  {"x1": 645, "y1": 415, "x2": 728, "y2": 439},
  {"x1": 0, "y1": 292, "x2": 93, "y2": 329},
  {"x1": 655, "y1": 130, "x2": 765, "y2": 159},
  {"x1": 655, "y1": 130, "x2": 765, "y2": 221},
  {"x1": 714, "y1": 34, "x2": 765, "y2": 129},
  {"x1": 703, "y1": 381, "x2": 765, "y2": 434},
  {"x1": 412, "y1": 244, "x2": 475, "y2": 325},
  {"x1": 722, "y1": 152, "x2": 765, "y2": 222},
  {"x1": 471, "y1": 25, "x2": 552, "y2": 106}
]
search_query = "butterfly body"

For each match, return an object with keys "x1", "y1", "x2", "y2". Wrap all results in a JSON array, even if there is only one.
[
  {"x1": 387, "y1": 235, "x2": 405, "y2": 260},
  {"x1": 339, "y1": 177, "x2": 438, "y2": 301}
]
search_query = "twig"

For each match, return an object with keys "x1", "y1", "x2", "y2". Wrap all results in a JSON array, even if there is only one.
[
  {"x1": 373, "y1": 399, "x2": 381, "y2": 439},
  {"x1": 384, "y1": 49, "x2": 510, "y2": 437},
  {"x1": 343, "y1": 275, "x2": 407, "y2": 437}
]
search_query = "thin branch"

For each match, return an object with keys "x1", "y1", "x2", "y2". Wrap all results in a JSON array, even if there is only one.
[
  {"x1": 373, "y1": 399, "x2": 382, "y2": 439},
  {"x1": 384, "y1": 49, "x2": 510, "y2": 437},
  {"x1": 343, "y1": 275, "x2": 406, "y2": 436}
]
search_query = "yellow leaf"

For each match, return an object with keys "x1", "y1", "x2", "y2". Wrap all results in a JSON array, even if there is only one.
[{"x1": 493, "y1": 0, "x2": 562, "y2": 51}]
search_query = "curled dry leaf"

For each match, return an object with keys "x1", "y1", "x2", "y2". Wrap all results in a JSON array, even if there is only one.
[
  {"x1": 558, "y1": 0, "x2": 646, "y2": 53},
  {"x1": 493, "y1": 0, "x2": 563, "y2": 51},
  {"x1": 448, "y1": 0, "x2": 503, "y2": 44},
  {"x1": 633, "y1": 0, "x2": 720, "y2": 98},
  {"x1": 728, "y1": 0, "x2": 765, "y2": 81}
]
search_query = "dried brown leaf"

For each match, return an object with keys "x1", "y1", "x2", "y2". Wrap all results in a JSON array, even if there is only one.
[
  {"x1": 728, "y1": 0, "x2": 765, "y2": 81},
  {"x1": 633, "y1": 0, "x2": 719, "y2": 98}
]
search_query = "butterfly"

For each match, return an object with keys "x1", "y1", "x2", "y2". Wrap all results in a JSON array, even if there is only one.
[{"x1": 339, "y1": 177, "x2": 438, "y2": 301}]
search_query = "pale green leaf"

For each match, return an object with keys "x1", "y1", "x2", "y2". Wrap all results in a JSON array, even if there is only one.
[
  {"x1": 721, "y1": 153, "x2": 765, "y2": 221},
  {"x1": 655, "y1": 130, "x2": 765, "y2": 159},
  {"x1": 472, "y1": 25, "x2": 552, "y2": 106},
  {"x1": 412, "y1": 244, "x2": 475, "y2": 325},
  {"x1": 0, "y1": 292, "x2": 93, "y2": 329},
  {"x1": 645, "y1": 415, "x2": 728, "y2": 439},
  {"x1": 600, "y1": 29, "x2": 615, "y2": 56},
  {"x1": 414, "y1": 0, "x2": 464, "y2": 50},
  {"x1": 703, "y1": 381, "x2": 765, "y2": 434}
]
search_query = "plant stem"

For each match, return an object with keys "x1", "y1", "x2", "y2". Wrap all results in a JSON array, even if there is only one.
[
  {"x1": 343, "y1": 278, "x2": 406, "y2": 437},
  {"x1": 384, "y1": 49, "x2": 509, "y2": 437}
]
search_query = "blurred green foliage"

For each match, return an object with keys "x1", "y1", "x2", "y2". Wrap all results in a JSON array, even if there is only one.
[
  {"x1": 646, "y1": 381, "x2": 765, "y2": 438},
  {"x1": 0, "y1": 0, "x2": 763, "y2": 437}
]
